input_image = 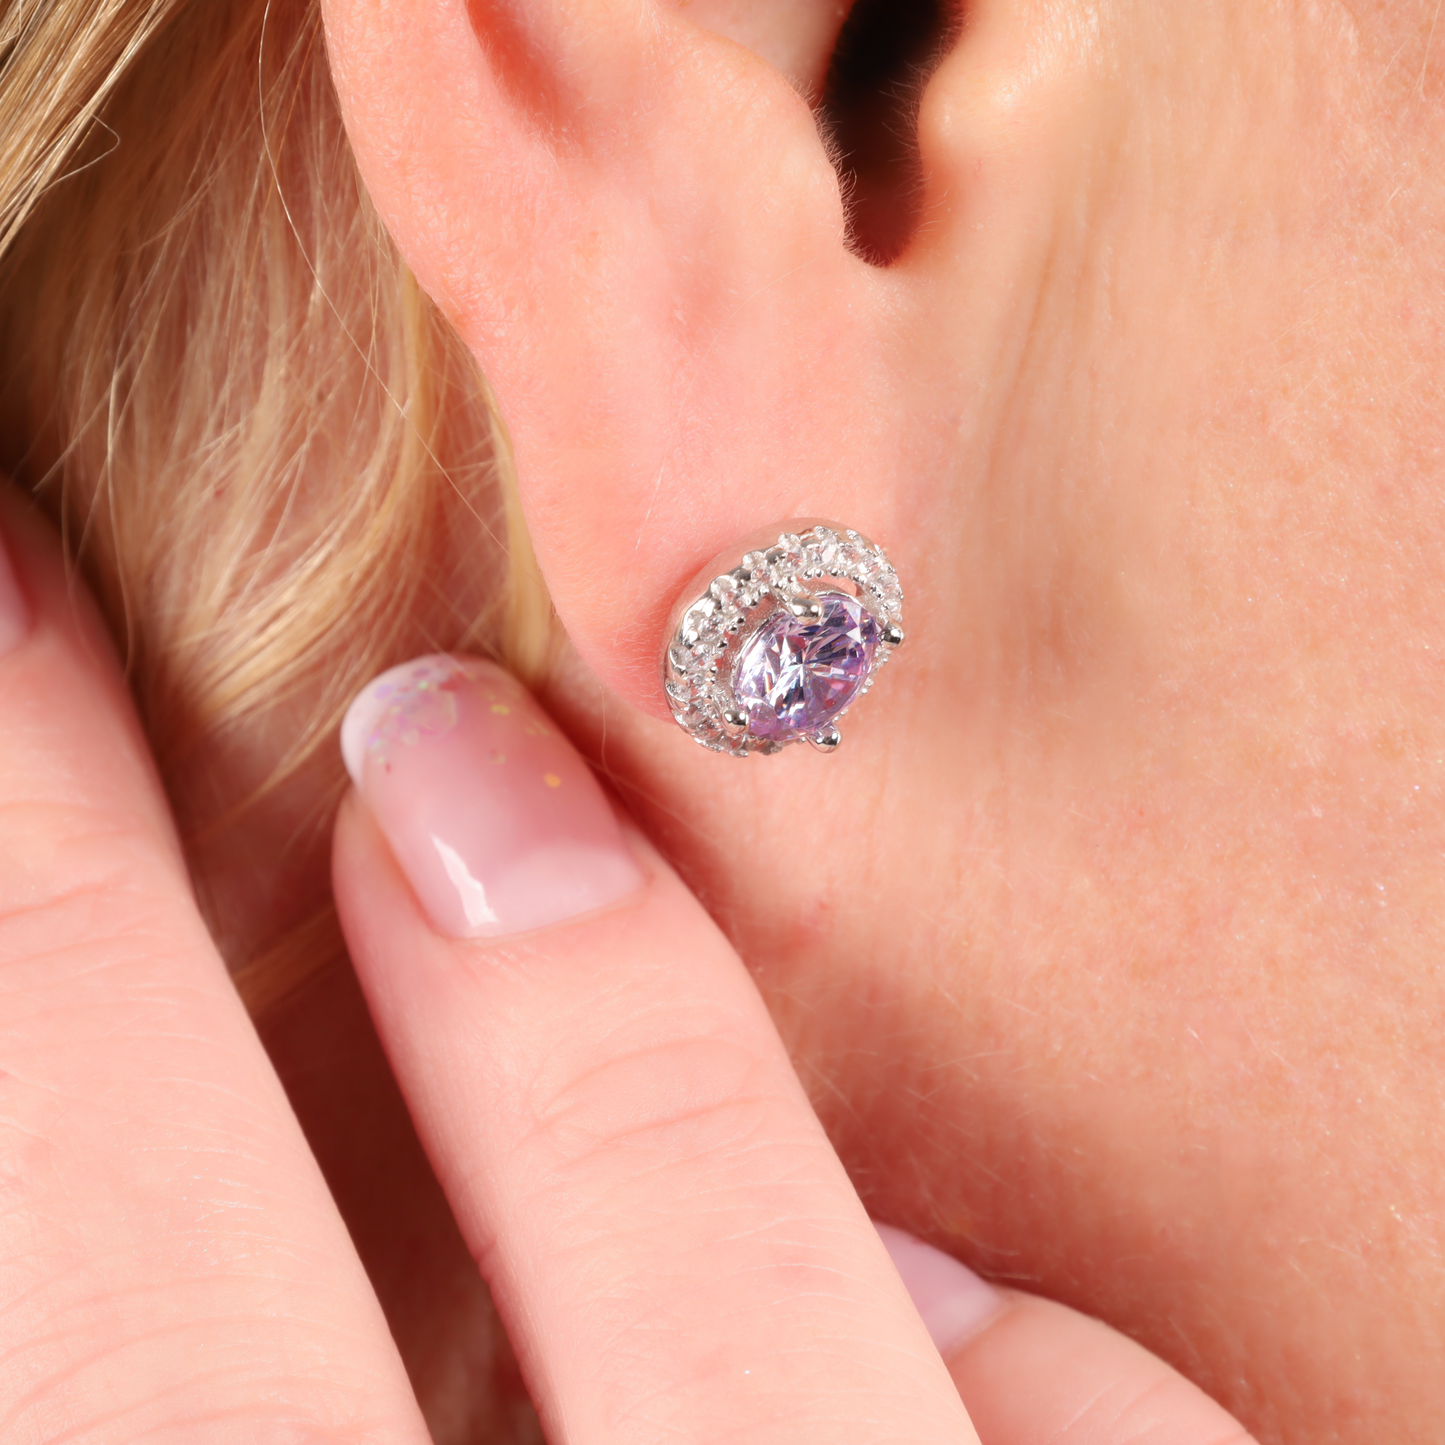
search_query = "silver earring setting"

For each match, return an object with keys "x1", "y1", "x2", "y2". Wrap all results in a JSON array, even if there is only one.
[{"x1": 663, "y1": 522, "x2": 904, "y2": 757}]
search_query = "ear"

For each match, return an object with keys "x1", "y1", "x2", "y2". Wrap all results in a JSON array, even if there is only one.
[{"x1": 320, "y1": 0, "x2": 1072, "y2": 717}]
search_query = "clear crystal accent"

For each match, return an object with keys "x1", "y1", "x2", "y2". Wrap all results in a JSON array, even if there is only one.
[
  {"x1": 709, "y1": 574, "x2": 740, "y2": 605},
  {"x1": 664, "y1": 526, "x2": 902, "y2": 756}
]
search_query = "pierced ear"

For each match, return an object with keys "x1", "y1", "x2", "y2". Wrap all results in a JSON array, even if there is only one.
[
  {"x1": 324, "y1": 0, "x2": 875, "y2": 709},
  {"x1": 322, "y1": 0, "x2": 994, "y2": 716}
]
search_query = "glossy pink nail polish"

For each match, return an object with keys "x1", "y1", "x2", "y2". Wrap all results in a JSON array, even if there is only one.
[
  {"x1": 875, "y1": 1223, "x2": 1004, "y2": 1356},
  {"x1": 341, "y1": 655, "x2": 643, "y2": 939},
  {"x1": 0, "y1": 529, "x2": 30, "y2": 657}
]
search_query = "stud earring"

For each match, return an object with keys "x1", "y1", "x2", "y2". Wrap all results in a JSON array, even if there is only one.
[{"x1": 663, "y1": 521, "x2": 904, "y2": 757}]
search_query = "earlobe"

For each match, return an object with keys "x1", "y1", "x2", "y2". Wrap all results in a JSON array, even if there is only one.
[
  {"x1": 321, "y1": 0, "x2": 1054, "y2": 723},
  {"x1": 323, "y1": 0, "x2": 884, "y2": 714}
]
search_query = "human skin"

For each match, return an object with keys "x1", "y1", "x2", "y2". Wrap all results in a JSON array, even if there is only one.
[
  {"x1": 0, "y1": 491, "x2": 1256, "y2": 1443},
  {"x1": 312, "y1": 0, "x2": 1445, "y2": 1439}
]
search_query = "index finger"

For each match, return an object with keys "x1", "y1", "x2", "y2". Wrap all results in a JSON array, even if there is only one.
[{"x1": 331, "y1": 655, "x2": 980, "y2": 1445}]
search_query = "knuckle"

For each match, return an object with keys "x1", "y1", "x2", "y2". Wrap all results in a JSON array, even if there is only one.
[
  {"x1": 1078, "y1": 1371, "x2": 1257, "y2": 1445},
  {"x1": 0, "y1": 1330, "x2": 394, "y2": 1444},
  {"x1": 518, "y1": 1030, "x2": 803, "y2": 1185},
  {"x1": 0, "y1": 796, "x2": 187, "y2": 978}
]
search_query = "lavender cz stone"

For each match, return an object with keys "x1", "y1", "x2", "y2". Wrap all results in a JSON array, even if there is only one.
[{"x1": 733, "y1": 591, "x2": 880, "y2": 742}]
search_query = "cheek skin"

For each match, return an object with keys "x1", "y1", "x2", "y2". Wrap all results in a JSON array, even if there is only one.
[{"x1": 544, "y1": 3, "x2": 1445, "y2": 1441}]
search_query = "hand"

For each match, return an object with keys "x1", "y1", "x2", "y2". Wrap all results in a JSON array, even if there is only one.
[
  {"x1": 322, "y1": 0, "x2": 1445, "y2": 1434},
  {"x1": 0, "y1": 496, "x2": 1252, "y2": 1442}
]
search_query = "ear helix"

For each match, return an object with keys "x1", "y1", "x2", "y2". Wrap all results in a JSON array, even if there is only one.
[{"x1": 662, "y1": 520, "x2": 905, "y2": 757}]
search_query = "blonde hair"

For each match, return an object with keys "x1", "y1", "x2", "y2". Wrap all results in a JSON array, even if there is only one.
[{"x1": 0, "y1": 0, "x2": 552, "y2": 1010}]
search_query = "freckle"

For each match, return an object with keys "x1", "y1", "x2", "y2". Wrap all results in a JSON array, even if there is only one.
[
  {"x1": 543, "y1": 773, "x2": 562, "y2": 788},
  {"x1": 491, "y1": 703, "x2": 510, "y2": 715}
]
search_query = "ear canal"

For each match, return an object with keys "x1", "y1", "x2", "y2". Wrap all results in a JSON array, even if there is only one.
[{"x1": 818, "y1": 0, "x2": 962, "y2": 264}]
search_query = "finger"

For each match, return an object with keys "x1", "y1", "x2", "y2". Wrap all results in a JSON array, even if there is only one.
[
  {"x1": 0, "y1": 492, "x2": 428, "y2": 1443},
  {"x1": 332, "y1": 654, "x2": 980, "y2": 1445},
  {"x1": 877, "y1": 1226, "x2": 1257, "y2": 1445}
]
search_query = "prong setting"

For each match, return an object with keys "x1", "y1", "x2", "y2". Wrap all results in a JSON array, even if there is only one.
[{"x1": 663, "y1": 523, "x2": 904, "y2": 758}]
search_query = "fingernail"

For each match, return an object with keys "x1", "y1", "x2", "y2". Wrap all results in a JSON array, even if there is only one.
[
  {"x1": 0, "y1": 529, "x2": 31, "y2": 657},
  {"x1": 875, "y1": 1223, "x2": 1004, "y2": 1356},
  {"x1": 341, "y1": 655, "x2": 644, "y2": 939}
]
